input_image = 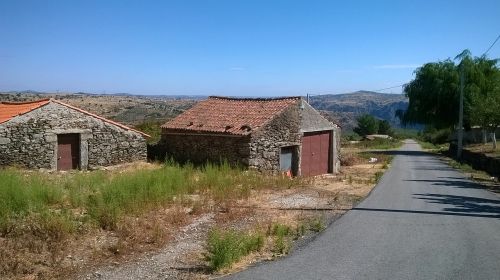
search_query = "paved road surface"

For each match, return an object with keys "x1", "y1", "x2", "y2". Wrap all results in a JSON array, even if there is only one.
[{"x1": 226, "y1": 140, "x2": 500, "y2": 280}]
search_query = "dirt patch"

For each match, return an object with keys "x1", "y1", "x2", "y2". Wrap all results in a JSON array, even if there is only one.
[{"x1": 78, "y1": 213, "x2": 215, "y2": 280}]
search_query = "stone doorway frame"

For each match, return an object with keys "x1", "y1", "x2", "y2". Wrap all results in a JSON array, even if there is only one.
[{"x1": 46, "y1": 129, "x2": 92, "y2": 171}]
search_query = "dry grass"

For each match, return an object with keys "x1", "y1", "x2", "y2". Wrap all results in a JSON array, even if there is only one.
[
  {"x1": 0, "y1": 161, "x2": 308, "y2": 279},
  {"x1": 465, "y1": 143, "x2": 500, "y2": 158},
  {"x1": 0, "y1": 146, "x2": 394, "y2": 279}
]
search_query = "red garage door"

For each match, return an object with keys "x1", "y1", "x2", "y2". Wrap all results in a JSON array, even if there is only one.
[{"x1": 301, "y1": 131, "x2": 331, "y2": 176}]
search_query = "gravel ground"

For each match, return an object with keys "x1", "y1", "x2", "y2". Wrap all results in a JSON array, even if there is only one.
[{"x1": 79, "y1": 213, "x2": 214, "y2": 280}]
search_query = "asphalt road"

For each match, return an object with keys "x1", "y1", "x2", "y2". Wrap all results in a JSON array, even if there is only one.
[{"x1": 225, "y1": 140, "x2": 500, "y2": 280}]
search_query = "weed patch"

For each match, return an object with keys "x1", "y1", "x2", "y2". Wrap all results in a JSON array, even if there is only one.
[
  {"x1": 268, "y1": 223, "x2": 292, "y2": 255},
  {"x1": 308, "y1": 217, "x2": 326, "y2": 233},
  {"x1": 205, "y1": 229, "x2": 264, "y2": 271},
  {"x1": 374, "y1": 171, "x2": 384, "y2": 183}
]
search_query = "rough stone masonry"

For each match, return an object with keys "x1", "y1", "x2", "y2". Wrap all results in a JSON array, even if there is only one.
[{"x1": 0, "y1": 101, "x2": 147, "y2": 170}]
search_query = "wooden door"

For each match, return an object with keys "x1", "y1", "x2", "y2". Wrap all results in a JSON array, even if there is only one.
[
  {"x1": 300, "y1": 131, "x2": 331, "y2": 176},
  {"x1": 57, "y1": 134, "x2": 80, "y2": 170}
]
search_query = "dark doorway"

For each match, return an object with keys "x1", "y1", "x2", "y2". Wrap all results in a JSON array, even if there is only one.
[
  {"x1": 57, "y1": 134, "x2": 80, "y2": 170},
  {"x1": 280, "y1": 146, "x2": 298, "y2": 176}
]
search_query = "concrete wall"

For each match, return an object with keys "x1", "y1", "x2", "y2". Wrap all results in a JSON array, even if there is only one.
[{"x1": 0, "y1": 102, "x2": 147, "y2": 170}]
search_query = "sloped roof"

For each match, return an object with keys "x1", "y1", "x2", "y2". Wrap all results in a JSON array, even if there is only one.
[
  {"x1": 162, "y1": 96, "x2": 301, "y2": 135},
  {"x1": 0, "y1": 99, "x2": 51, "y2": 124},
  {"x1": 51, "y1": 100, "x2": 150, "y2": 137},
  {"x1": 0, "y1": 99, "x2": 150, "y2": 137}
]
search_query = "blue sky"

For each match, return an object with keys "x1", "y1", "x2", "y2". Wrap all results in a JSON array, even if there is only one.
[{"x1": 1, "y1": 0, "x2": 499, "y2": 96}]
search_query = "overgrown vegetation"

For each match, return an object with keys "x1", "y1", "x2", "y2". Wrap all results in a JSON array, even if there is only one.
[
  {"x1": 134, "y1": 120, "x2": 163, "y2": 143},
  {"x1": 269, "y1": 223, "x2": 292, "y2": 255},
  {"x1": 0, "y1": 162, "x2": 305, "y2": 278},
  {"x1": 0, "y1": 161, "x2": 303, "y2": 234},
  {"x1": 205, "y1": 229, "x2": 264, "y2": 271}
]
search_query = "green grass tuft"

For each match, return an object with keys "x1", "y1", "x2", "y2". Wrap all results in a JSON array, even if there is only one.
[{"x1": 205, "y1": 229, "x2": 264, "y2": 271}]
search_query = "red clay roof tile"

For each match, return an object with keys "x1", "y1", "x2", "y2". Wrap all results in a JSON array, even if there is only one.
[
  {"x1": 161, "y1": 96, "x2": 301, "y2": 135},
  {"x1": 0, "y1": 99, "x2": 150, "y2": 137},
  {"x1": 0, "y1": 99, "x2": 50, "y2": 124}
]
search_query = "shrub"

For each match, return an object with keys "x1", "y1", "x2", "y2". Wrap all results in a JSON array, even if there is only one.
[{"x1": 420, "y1": 127, "x2": 451, "y2": 144}]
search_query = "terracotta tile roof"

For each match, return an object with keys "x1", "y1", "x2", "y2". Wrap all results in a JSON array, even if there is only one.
[
  {"x1": 0, "y1": 99, "x2": 150, "y2": 138},
  {"x1": 162, "y1": 96, "x2": 301, "y2": 135},
  {"x1": 0, "y1": 99, "x2": 51, "y2": 124}
]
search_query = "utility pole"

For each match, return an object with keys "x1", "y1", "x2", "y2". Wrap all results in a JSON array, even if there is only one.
[
  {"x1": 457, "y1": 64, "x2": 464, "y2": 159},
  {"x1": 307, "y1": 93, "x2": 310, "y2": 103}
]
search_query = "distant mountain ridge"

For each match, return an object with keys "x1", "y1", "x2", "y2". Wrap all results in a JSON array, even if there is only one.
[
  {"x1": 1, "y1": 90, "x2": 409, "y2": 131},
  {"x1": 309, "y1": 90, "x2": 409, "y2": 131}
]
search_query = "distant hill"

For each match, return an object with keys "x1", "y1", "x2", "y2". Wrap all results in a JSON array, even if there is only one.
[
  {"x1": 309, "y1": 91, "x2": 408, "y2": 131},
  {"x1": 0, "y1": 91, "x2": 198, "y2": 126},
  {"x1": 1, "y1": 90, "x2": 410, "y2": 132}
]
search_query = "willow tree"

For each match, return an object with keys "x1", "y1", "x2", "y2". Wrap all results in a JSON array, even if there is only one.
[
  {"x1": 400, "y1": 50, "x2": 500, "y2": 149},
  {"x1": 400, "y1": 60, "x2": 463, "y2": 129}
]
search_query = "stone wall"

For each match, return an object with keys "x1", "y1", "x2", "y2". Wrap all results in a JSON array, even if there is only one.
[
  {"x1": 449, "y1": 144, "x2": 500, "y2": 176},
  {"x1": 160, "y1": 131, "x2": 250, "y2": 166},
  {"x1": 0, "y1": 102, "x2": 147, "y2": 170},
  {"x1": 249, "y1": 105, "x2": 302, "y2": 174},
  {"x1": 159, "y1": 100, "x2": 341, "y2": 175}
]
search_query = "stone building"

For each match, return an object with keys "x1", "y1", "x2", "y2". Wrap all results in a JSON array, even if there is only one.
[
  {"x1": 160, "y1": 96, "x2": 340, "y2": 176},
  {"x1": 0, "y1": 99, "x2": 149, "y2": 170}
]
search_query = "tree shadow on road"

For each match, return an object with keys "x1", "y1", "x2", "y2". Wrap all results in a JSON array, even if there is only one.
[
  {"x1": 413, "y1": 193, "x2": 500, "y2": 216},
  {"x1": 353, "y1": 191, "x2": 500, "y2": 219},
  {"x1": 352, "y1": 207, "x2": 500, "y2": 219},
  {"x1": 360, "y1": 150, "x2": 433, "y2": 157},
  {"x1": 405, "y1": 177, "x2": 500, "y2": 194}
]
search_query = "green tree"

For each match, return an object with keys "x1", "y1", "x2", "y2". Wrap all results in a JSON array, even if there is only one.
[
  {"x1": 134, "y1": 120, "x2": 162, "y2": 144},
  {"x1": 400, "y1": 60, "x2": 462, "y2": 129},
  {"x1": 467, "y1": 56, "x2": 500, "y2": 148},
  {"x1": 400, "y1": 50, "x2": 500, "y2": 149},
  {"x1": 354, "y1": 114, "x2": 379, "y2": 136},
  {"x1": 378, "y1": 120, "x2": 393, "y2": 136}
]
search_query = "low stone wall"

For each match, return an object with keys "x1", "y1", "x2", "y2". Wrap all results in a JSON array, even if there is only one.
[
  {"x1": 0, "y1": 102, "x2": 147, "y2": 170},
  {"x1": 449, "y1": 144, "x2": 500, "y2": 176},
  {"x1": 160, "y1": 131, "x2": 250, "y2": 166}
]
